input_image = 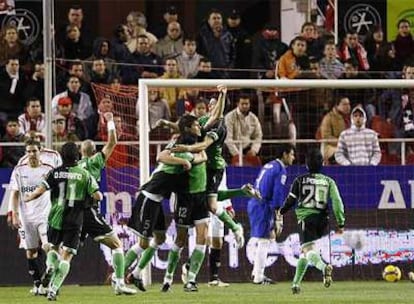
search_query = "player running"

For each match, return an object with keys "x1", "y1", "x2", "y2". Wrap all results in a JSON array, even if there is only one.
[{"x1": 277, "y1": 149, "x2": 345, "y2": 294}]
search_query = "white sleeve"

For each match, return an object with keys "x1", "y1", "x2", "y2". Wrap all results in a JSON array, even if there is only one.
[{"x1": 7, "y1": 169, "x2": 19, "y2": 212}]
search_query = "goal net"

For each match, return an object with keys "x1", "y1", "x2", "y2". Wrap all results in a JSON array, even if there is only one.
[{"x1": 94, "y1": 79, "x2": 414, "y2": 284}]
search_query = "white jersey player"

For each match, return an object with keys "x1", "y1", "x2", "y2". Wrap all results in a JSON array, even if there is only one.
[{"x1": 10, "y1": 140, "x2": 54, "y2": 295}]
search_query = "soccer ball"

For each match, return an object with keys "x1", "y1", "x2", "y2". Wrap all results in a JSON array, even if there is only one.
[{"x1": 382, "y1": 265, "x2": 401, "y2": 282}]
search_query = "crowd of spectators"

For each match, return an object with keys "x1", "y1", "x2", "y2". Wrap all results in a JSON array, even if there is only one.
[{"x1": 0, "y1": 3, "x2": 413, "y2": 167}]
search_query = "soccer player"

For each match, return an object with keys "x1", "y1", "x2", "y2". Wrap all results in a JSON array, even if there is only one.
[
  {"x1": 161, "y1": 114, "x2": 209, "y2": 292},
  {"x1": 277, "y1": 149, "x2": 345, "y2": 294},
  {"x1": 126, "y1": 115, "x2": 207, "y2": 291},
  {"x1": 10, "y1": 139, "x2": 54, "y2": 295},
  {"x1": 247, "y1": 143, "x2": 295, "y2": 284},
  {"x1": 24, "y1": 142, "x2": 103, "y2": 301},
  {"x1": 78, "y1": 112, "x2": 136, "y2": 295}
]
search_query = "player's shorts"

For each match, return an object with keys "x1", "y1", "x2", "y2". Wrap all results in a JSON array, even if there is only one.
[
  {"x1": 206, "y1": 168, "x2": 224, "y2": 195},
  {"x1": 175, "y1": 192, "x2": 209, "y2": 227},
  {"x1": 47, "y1": 226, "x2": 81, "y2": 255},
  {"x1": 128, "y1": 193, "x2": 166, "y2": 239},
  {"x1": 298, "y1": 213, "x2": 328, "y2": 245},
  {"x1": 247, "y1": 198, "x2": 274, "y2": 238},
  {"x1": 21, "y1": 221, "x2": 48, "y2": 249},
  {"x1": 82, "y1": 207, "x2": 113, "y2": 241}
]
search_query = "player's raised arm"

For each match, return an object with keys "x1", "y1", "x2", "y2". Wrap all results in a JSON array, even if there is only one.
[
  {"x1": 203, "y1": 84, "x2": 227, "y2": 129},
  {"x1": 101, "y1": 112, "x2": 117, "y2": 159}
]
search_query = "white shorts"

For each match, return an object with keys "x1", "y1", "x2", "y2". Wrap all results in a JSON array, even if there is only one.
[
  {"x1": 21, "y1": 221, "x2": 48, "y2": 249},
  {"x1": 208, "y1": 212, "x2": 224, "y2": 238}
]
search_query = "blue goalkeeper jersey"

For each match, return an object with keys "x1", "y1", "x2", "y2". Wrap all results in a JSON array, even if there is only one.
[{"x1": 253, "y1": 159, "x2": 287, "y2": 209}]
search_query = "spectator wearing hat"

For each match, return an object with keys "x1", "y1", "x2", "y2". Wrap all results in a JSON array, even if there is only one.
[
  {"x1": 335, "y1": 106, "x2": 381, "y2": 166},
  {"x1": 155, "y1": 21, "x2": 184, "y2": 59},
  {"x1": 151, "y1": 5, "x2": 179, "y2": 39},
  {"x1": 54, "y1": 96, "x2": 87, "y2": 140},
  {"x1": 226, "y1": 9, "x2": 252, "y2": 78},
  {"x1": 197, "y1": 8, "x2": 236, "y2": 78},
  {"x1": 18, "y1": 97, "x2": 46, "y2": 140},
  {"x1": 51, "y1": 75, "x2": 94, "y2": 137},
  {"x1": 251, "y1": 24, "x2": 288, "y2": 79}
]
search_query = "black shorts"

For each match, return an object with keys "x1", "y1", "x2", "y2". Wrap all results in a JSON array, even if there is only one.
[
  {"x1": 206, "y1": 168, "x2": 224, "y2": 194},
  {"x1": 82, "y1": 207, "x2": 113, "y2": 239},
  {"x1": 48, "y1": 226, "x2": 81, "y2": 254},
  {"x1": 128, "y1": 193, "x2": 166, "y2": 238},
  {"x1": 175, "y1": 192, "x2": 209, "y2": 227},
  {"x1": 298, "y1": 213, "x2": 328, "y2": 245}
]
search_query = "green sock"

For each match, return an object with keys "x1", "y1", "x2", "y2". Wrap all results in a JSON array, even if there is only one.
[
  {"x1": 46, "y1": 250, "x2": 59, "y2": 270},
  {"x1": 217, "y1": 210, "x2": 239, "y2": 232},
  {"x1": 217, "y1": 188, "x2": 245, "y2": 201},
  {"x1": 112, "y1": 249, "x2": 125, "y2": 279},
  {"x1": 292, "y1": 257, "x2": 308, "y2": 286},
  {"x1": 164, "y1": 248, "x2": 181, "y2": 281},
  {"x1": 138, "y1": 247, "x2": 156, "y2": 270},
  {"x1": 50, "y1": 260, "x2": 70, "y2": 292},
  {"x1": 187, "y1": 247, "x2": 206, "y2": 282},
  {"x1": 124, "y1": 248, "x2": 138, "y2": 271},
  {"x1": 307, "y1": 251, "x2": 326, "y2": 272}
]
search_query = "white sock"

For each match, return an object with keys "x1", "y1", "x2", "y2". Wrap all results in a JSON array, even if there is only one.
[{"x1": 252, "y1": 238, "x2": 270, "y2": 283}]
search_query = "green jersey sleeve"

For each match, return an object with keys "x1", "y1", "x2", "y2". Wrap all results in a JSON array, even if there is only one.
[{"x1": 328, "y1": 177, "x2": 345, "y2": 227}]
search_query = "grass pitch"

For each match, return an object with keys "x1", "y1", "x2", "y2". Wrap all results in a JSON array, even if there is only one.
[{"x1": 1, "y1": 281, "x2": 413, "y2": 304}]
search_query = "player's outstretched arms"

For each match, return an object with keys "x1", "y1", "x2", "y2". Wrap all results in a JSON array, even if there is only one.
[{"x1": 101, "y1": 112, "x2": 118, "y2": 159}]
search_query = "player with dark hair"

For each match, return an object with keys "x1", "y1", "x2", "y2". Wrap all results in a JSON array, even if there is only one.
[
  {"x1": 24, "y1": 142, "x2": 103, "y2": 301},
  {"x1": 277, "y1": 149, "x2": 345, "y2": 294},
  {"x1": 248, "y1": 143, "x2": 295, "y2": 284}
]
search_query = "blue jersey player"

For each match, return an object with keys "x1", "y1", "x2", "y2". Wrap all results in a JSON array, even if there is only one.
[{"x1": 247, "y1": 144, "x2": 295, "y2": 284}]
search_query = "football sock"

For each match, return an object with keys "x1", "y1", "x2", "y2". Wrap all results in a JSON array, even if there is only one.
[
  {"x1": 306, "y1": 250, "x2": 326, "y2": 272},
  {"x1": 133, "y1": 240, "x2": 158, "y2": 278},
  {"x1": 112, "y1": 248, "x2": 125, "y2": 280},
  {"x1": 292, "y1": 257, "x2": 308, "y2": 286},
  {"x1": 50, "y1": 260, "x2": 70, "y2": 292},
  {"x1": 164, "y1": 244, "x2": 182, "y2": 283},
  {"x1": 209, "y1": 248, "x2": 221, "y2": 281},
  {"x1": 252, "y1": 239, "x2": 270, "y2": 282},
  {"x1": 124, "y1": 243, "x2": 144, "y2": 271},
  {"x1": 27, "y1": 256, "x2": 41, "y2": 283},
  {"x1": 187, "y1": 245, "x2": 206, "y2": 282},
  {"x1": 217, "y1": 188, "x2": 245, "y2": 201}
]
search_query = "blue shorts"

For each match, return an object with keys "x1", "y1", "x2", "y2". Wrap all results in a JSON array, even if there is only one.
[{"x1": 247, "y1": 198, "x2": 274, "y2": 238}]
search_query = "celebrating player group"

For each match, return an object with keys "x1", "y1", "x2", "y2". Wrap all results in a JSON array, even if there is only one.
[{"x1": 6, "y1": 84, "x2": 345, "y2": 300}]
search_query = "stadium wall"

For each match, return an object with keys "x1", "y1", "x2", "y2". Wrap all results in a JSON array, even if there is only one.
[{"x1": 1, "y1": 165, "x2": 414, "y2": 285}]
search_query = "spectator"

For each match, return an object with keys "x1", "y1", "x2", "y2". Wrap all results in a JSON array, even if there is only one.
[
  {"x1": 251, "y1": 23, "x2": 288, "y2": 79},
  {"x1": 318, "y1": 96, "x2": 351, "y2": 164},
  {"x1": 155, "y1": 21, "x2": 183, "y2": 59},
  {"x1": 197, "y1": 8, "x2": 235, "y2": 78},
  {"x1": 56, "y1": 61, "x2": 92, "y2": 96},
  {"x1": 176, "y1": 88, "x2": 203, "y2": 117},
  {"x1": 126, "y1": 11, "x2": 158, "y2": 53},
  {"x1": 335, "y1": 106, "x2": 381, "y2": 165},
  {"x1": 56, "y1": 5, "x2": 93, "y2": 57},
  {"x1": 88, "y1": 59, "x2": 115, "y2": 85},
  {"x1": 136, "y1": 88, "x2": 171, "y2": 131},
  {"x1": 364, "y1": 25, "x2": 387, "y2": 74},
  {"x1": 25, "y1": 62, "x2": 45, "y2": 107},
  {"x1": 393, "y1": 19, "x2": 414, "y2": 70},
  {"x1": 224, "y1": 94, "x2": 263, "y2": 166},
  {"x1": 51, "y1": 114, "x2": 79, "y2": 150},
  {"x1": 111, "y1": 24, "x2": 132, "y2": 63},
  {"x1": 0, "y1": 117, "x2": 25, "y2": 167},
  {"x1": 277, "y1": 36, "x2": 308, "y2": 79},
  {"x1": 151, "y1": 5, "x2": 179, "y2": 39},
  {"x1": 85, "y1": 37, "x2": 118, "y2": 78},
  {"x1": 54, "y1": 96, "x2": 87, "y2": 140},
  {"x1": 226, "y1": 9, "x2": 252, "y2": 78},
  {"x1": 159, "y1": 57, "x2": 185, "y2": 119},
  {"x1": 61, "y1": 24, "x2": 90, "y2": 61},
  {"x1": 338, "y1": 30, "x2": 369, "y2": 71},
  {"x1": 300, "y1": 22, "x2": 324, "y2": 60},
  {"x1": 0, "y1": 25, "x2": 29, "y2": 68},
  {"x1": 319, "y1": 41, "x2": 344, "y2": 79},
  {"x1": 193, "y1": 57, "x2": 217, "y2": 79},
  {"x1": 176, "y1": 36, "x2": 203, "y2": 78},
  {"x1": 18, "y1": 97, "x2": 46, "y2": 140},
  {"x1": 374, "y1": 42, "x2": 399, "y2": 79},
  {"x1": 0, "y1": 57, "x2": 27, "y2": 132}
]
